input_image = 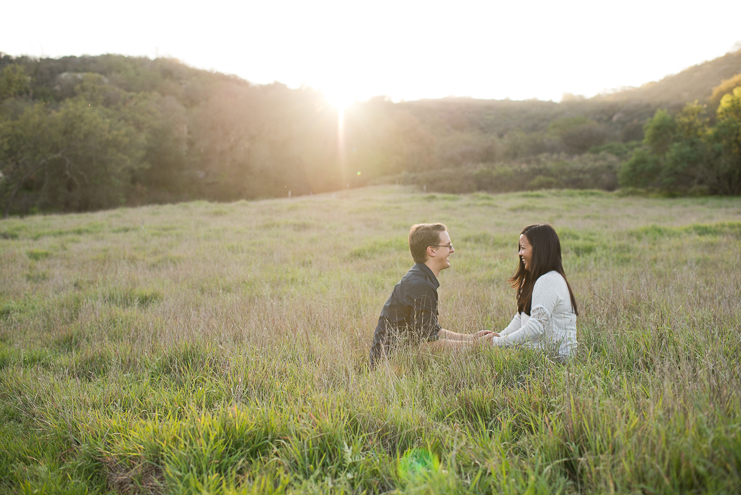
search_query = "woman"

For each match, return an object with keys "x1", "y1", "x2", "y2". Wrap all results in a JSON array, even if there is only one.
[{"x1": 487, "y1": 224, "x2": 578, "y2": 359}]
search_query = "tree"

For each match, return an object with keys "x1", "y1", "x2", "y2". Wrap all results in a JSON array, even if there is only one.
[
  {"x1": 0, "y1": 103, "x2": 61, "y2": 216},
  {"x1": 710, "y1": 73, "x2": 741, "y2": 107},
  {"x1": 0, "y1": 64, "x2": 29, "y2": 101},
  {"x1": 620, "y1": 99, "x2": 741, "y2": 195},
  {"x1": 0, "y1": 97, "x2": 145, "y2": 216},
  {"x1": 547, "y1": 116, "x2": 608, "y2": 154},
  {"x1": 642, "y1": 109, "x2": 676, "y2": 156},
  {"x1": 618, "y1": 148, "x2": 661, "y2": 188},
  {"x1": 660, "y1": 102, "x2": 712, "y2": 191},
  {"x1": 711, "y1": 87, "x2": 741, "y2": 194}
]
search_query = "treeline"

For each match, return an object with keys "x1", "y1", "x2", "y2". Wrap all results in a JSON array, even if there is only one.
[
  {"x1": 620, "y1": 91, "x2": 741, "y2": 195},
  {"x1": 0, "y1": 55, "x2": 356, "y2": 216},
  {"x1": 398, "y1": 90, "x2": 741, "y2": 196},
  {"x1": 1, "y1": 52, "x2": 740, "y2": 216}
]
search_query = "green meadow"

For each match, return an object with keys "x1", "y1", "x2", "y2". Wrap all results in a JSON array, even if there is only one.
[{"x1": 1, "y1": 186, "x2": 740, "y2": 494}]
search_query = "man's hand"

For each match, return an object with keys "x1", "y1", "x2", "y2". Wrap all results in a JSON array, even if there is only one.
[
  {"x1": 480, "y1": 333, "x2": 503, "y2": 346},
  {"x1": 474, "y1": 330, "x2": 496, "y2": 338}
]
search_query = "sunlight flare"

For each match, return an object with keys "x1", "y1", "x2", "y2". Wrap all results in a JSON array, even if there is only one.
[{"x1": 323, "y1": 86, "x2": 356, "y2": 112}]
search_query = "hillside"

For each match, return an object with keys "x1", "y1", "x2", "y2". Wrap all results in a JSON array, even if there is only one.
[
  {"x1": 595, "y1": 48, "x2": 741, "y2": 104},
  {"x1": 1, "y1": 49, "x2": 741, "y2": 215},
  {"x1": 403, "y1": 48, "x2": 741, "y2": 140}
]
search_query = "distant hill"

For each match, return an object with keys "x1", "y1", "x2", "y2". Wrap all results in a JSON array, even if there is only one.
[
  {"x1": 399, "y1": 49, "x2": 741, "y2": 150},
  {"x1": 2, "y1": 49, "x2": 740, "y2": 215},
  {"x1": 594, "y1": 49, "x2": 741, "y2": 104}
]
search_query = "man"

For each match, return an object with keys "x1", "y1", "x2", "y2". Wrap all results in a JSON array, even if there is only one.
[{"x1": 369, "y1": 223, "x2": 491, "y2": 367}]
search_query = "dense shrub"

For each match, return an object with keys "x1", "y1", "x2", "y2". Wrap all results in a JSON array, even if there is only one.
[
  {"x1": 396, "y1": 152, "x2": 621, "y2": 194},
  {"x1": 620, "y1": 93, "x2": 741, "y2": 195}
]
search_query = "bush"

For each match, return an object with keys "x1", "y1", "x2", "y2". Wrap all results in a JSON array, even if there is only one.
[
  {"x1": 620, "y1": 98, "x2": 741, "y2": 195},
  {"x1": 397, "y1": 152, "x2": 622, "y2": 194},
  {"x1": 619, "y1": 147, "x2": 660, "y2": 188}
]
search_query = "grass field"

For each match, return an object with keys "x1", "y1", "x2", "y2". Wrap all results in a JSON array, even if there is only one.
[{"x1": 1, "y1": 186, "x2": 740, "y2": 494}]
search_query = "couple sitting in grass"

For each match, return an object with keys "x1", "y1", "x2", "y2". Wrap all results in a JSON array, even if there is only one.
[{"x1": 369, "y1": 222, "x2": 579, "y2": 367}]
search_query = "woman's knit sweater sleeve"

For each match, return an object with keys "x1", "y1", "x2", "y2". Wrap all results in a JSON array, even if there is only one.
[
  {"x1": 493, "y1": 274, "x2": 559, "y2": 346},
  {"x1": 499, "y1": 313, "x2": 521, "y2": 337}
]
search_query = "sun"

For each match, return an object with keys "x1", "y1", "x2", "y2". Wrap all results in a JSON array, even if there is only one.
[{"x1": 323, "y1": 86, "x2": 356, "y2": 111}]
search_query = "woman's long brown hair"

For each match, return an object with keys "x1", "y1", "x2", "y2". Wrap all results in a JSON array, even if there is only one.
[{"x1": 508, "y1": 224, "x2": 578, "y2": 316}]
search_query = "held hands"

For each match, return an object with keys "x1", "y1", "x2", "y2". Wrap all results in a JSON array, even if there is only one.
[
  {"x1": 474, "y1": 330, "x2": 500, "y2": 346},
  {"x1": 479, "y1": 331, "x2": 502, "y2": 346}
]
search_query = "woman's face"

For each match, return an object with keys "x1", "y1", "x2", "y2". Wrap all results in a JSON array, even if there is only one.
[{"x1": 518, "y1": 234, "x2": 533, "y2": 272}]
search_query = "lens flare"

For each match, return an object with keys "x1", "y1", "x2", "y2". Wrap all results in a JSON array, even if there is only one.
[{"x1": 398, "y1": 448, "x2": 437, "y2": 482}]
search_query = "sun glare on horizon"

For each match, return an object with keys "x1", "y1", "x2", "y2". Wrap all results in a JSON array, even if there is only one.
[{"x1": 323, "y1": 85, "x2": 357, "y2": 112}]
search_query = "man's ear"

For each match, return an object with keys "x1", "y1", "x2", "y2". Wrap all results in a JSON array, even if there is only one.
[{"x1": 426, "y1": 245, "x2": 436, "y2": 259}]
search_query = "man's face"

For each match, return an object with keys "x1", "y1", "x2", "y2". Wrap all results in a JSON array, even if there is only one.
[{"x1": 432, "y1": 231, "x2": 455, "y2": 270}]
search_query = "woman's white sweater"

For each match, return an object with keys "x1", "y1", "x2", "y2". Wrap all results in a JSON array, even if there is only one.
[{"x1": 490, "y1": 270, "x2": 577, "y2": 358}]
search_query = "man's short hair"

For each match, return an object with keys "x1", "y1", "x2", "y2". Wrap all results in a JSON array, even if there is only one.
[{"x1": 409, "y1": 223, "x2": 447, "y2": 263}]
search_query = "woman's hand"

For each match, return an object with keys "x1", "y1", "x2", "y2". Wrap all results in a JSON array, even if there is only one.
[
  {"x1": 476, "y1": 330, "x2": 499, "y2": 339},
  {"x1": 479, "y1": 333, "x2": 502, "y2": 345}
]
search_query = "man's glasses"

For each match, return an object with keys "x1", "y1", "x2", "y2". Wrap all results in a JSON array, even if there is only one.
[{"x1": 430, "y1": 243, "x2": 453, "y2": 250}]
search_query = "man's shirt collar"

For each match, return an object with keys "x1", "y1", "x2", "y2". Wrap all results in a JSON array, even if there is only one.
[{"x1": 415, "y1": 262, "x2": 440, "y2": 289}]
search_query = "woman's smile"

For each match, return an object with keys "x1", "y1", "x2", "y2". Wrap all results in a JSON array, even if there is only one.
[{"x1": 518, "y1": 234, "x2": 533, "y2": 271}]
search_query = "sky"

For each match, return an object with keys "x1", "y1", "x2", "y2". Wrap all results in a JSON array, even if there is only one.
[{"x1": 3, "y1": 0, "x2": 741, "y2": 104}]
